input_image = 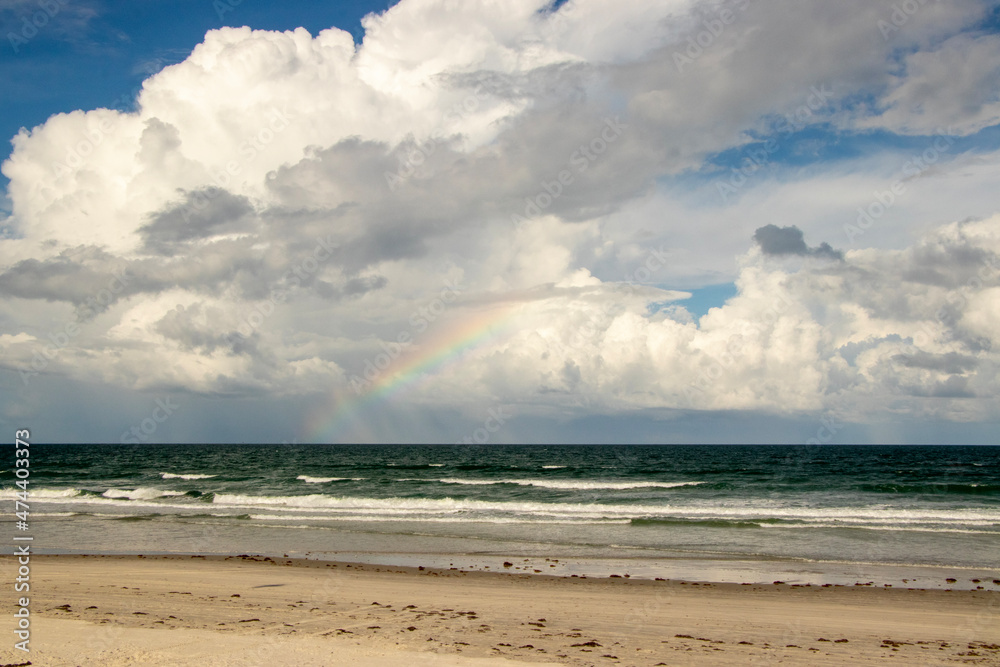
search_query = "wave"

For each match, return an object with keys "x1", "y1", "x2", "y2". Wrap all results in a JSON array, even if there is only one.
[
  {"x1": 542, "y1": 466, "x2": 567, "y2": 469},
  {"x1": 246, "y1": 514, "x2": 629, "y2": 525},
  {"x1": 13, "y1": 487, "x2": 82, "y2": 499},
  {"x1": 296, "y1": 476, "x2": 362, "y2": 484},
  {"x1": 160, "y1": 473, "x2": 218, "y2": 480},
  {"x1": 412, "y1": 478, "x2": 705, "y2": 490},
  {"x1": 207, "y1": 493, "x2": 1000, "y2": 524},
  {"x1": 757, "y1": 523, "x2": 999, "y2": 535},
  {"x1": 631, "y1": 517, "x2": 999, "y2": 534},
  {"x1": 386, "y1": 463, "x2": 450, "y2": 470},
  {"x1": 22, "y1": 493, "x2": 204, "y2": 512},
  {"x1": 631, "y1": 518, "x2": 765, "y2": 529},
  {"x1": 103, "y1": 488, "x2": 186, "y2": 501},
  {"x1": 18, "y1": 486, "x2": 1000, "y2": 531},
  {"x1": 856, "y1": 483, "x2": 1000, "y2": 495}
]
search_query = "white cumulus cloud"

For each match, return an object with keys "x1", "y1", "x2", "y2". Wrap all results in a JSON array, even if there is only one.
[{"x1": 2, "y1": 0, "x2": 999, "y2": 440}]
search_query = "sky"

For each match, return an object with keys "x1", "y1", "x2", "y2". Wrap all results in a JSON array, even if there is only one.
[{"x1": 2, "y1": 0, "x2": 1000, "y2": 444}]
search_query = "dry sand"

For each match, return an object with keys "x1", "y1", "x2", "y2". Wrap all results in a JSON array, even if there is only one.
[{"x1": 2, "y1": 554, "x2": 998, "y2": 666}]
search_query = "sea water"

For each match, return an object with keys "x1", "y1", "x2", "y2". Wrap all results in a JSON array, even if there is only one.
[{"x1": 11, "y1": 444, "x2": 1000, "y2": 586}]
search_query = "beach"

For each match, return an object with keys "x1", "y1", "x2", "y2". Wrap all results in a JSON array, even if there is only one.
[
  {"x1": 8, "y1": 444, "x2": 1000, "y2": 663},
  {"x1": 3, "y1": 554, "x2": 999, "y2": 666}
]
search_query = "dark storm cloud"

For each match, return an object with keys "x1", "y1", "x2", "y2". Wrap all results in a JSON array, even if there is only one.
[
  {"x1": 0, "y1": 246, "x2": 129, "y2": 305},
  {"x1": 261, "y1": 108, "x2": 647, "y2": 273},
  {"x1": 754, "y1": 224, "x2": 809, "y2": 255},
  {"x1": 753, "y1": 224, "x2": 843, "y2": 260},
  {"x1": 443, "y1": 61, "x2": 592, "y2": 102},
  {"x1": 154, "y1": 303, "x2": 241, "y2": 354},
  {"x1": 139, "y1": 189, "x2": 255, "y2": 253},
  {"x1": 0, "y1": 230, "x2": 384, "y2": 319},
  {"x1": 899, "y1": 242, "x2": 998, "y2": 288},
  {"x1": 892, "y1": 351, "x2": 979, "y2": 374}
]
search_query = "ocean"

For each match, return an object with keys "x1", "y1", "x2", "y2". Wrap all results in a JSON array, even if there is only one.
[{"x1": 12, "y1": 444, "x2": 1000, "y2": 588}]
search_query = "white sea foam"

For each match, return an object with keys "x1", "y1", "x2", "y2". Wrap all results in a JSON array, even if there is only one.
[
  {"x1": 246, "y1": 513, "x2": 629, "y2": 525},
  {"x1": 296, "y1": 476, "x2": 361, "y2": 484},
  {"x1": 758, "y1": 523, "x2": 998, "y2": 535},
  {"x1": 160, "y1": 473, "x2": 217, "y2": 480},
  {"x1": 542, "y1": 466, "x2": 567, "y2": 469},
  {"x1": 427, "y1": 478, "x2": 705, "y2": 490},
  {"x1": 19, "y1": 486, "x2": 1000, "y2": 531},
  {"x1": 208, "y1": 493, "x2": 1000, "y2": 524},
  {"x1": 25, "y1": 495, "x2": 196, "y2": 511},
  {"x1": 102, "y1": 488, "x2": 186, "y2": 501},
  {"x1": 12, "y1": 488, "x2": 82, "y2": 499}
]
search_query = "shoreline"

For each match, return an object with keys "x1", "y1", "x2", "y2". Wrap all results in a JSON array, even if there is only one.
[
  {"x1": 30, "y1": 548, "x2": 1000, "y2": 591},
  {"x1": 3, "y1": 554, "x2": 999, "y2": 665}
]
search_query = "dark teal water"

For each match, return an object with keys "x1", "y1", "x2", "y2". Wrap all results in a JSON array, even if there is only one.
[{"x1": 7, "y1": 445, "x2": 1000, "y2": 571}]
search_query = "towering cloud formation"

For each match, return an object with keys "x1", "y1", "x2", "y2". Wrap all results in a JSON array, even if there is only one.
[{"x1": 1, "y1": 0, "x2": 999, "y2": 439}]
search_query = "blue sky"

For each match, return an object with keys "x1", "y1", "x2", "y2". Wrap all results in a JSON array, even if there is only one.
[{"x1": 2, "y1": 0, "x2": 1000, "y2": 444}]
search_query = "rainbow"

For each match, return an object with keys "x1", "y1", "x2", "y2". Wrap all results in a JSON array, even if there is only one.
[{"x1": 304, "y1": 302, "x2": 519, "y2": 443}]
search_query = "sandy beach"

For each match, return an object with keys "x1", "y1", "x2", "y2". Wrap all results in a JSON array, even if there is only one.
[{"x1": 2, "y1": 554, "x2": 998, "y2": 666}]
